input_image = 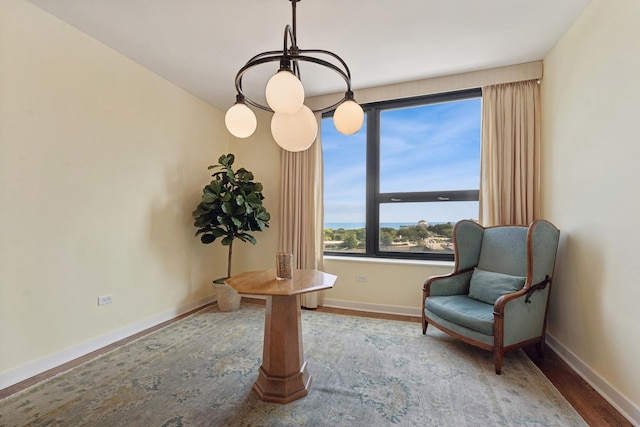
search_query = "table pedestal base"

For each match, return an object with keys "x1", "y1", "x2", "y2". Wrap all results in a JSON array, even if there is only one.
[
  {"x1": 252, "y1": 294, "x2": 310, "y2": 404},
  {"x1": 253, "y1": 362, "x2": 311, "y2": 404}
]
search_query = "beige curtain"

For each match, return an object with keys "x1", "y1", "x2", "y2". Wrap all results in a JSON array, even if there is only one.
[
  {"x1": 479, "y1": 79, "x2": 541, "y2": 226},
  {"x1": 278, "y1": 115, "x2": 324, "y2": 308}
]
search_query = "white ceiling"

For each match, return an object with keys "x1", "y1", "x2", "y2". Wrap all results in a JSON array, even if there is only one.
[{"x1": 28, "y1": 0, "x2": 591, "y2": 111}]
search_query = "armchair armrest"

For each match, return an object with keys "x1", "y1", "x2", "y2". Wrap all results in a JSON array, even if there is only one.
[
  {"x1": 424, "y1": 268, "x2": 473, "y2": 297},
  {"x1": 494, "y1": 275, "x2": 551, "y2": 312},
  {"x1": 493, "y1": 277, "x2": 552, "y2": 347}
]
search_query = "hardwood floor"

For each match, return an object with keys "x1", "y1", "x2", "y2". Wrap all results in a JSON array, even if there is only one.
[
  {"x1": 1, "y1": 299, "x2": 632, "y2": 426},
  {"x1": 521, "y1": 346, "x2": 631, "y2": 427}
]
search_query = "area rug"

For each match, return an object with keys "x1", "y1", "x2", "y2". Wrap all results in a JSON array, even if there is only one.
[{"x1": 0, "y1": 303, "x2": 586, "y2": 426}]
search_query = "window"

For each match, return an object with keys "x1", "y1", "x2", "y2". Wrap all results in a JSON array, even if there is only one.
[{"x1": 322, "y1": 88, "x2": 481, "y2": 261}]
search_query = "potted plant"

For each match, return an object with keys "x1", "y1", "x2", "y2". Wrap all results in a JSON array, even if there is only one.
[{"x1": 192, "y1": 153, "x2": 271, "y2": 311}]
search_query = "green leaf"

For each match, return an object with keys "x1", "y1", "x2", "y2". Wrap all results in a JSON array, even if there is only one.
[
  {"x1": 194, "y1": 216, "x2": 212, "y2": 228},
  {"x1": 245, "y1": 193, "x2": 260, "y2": 204},
  {"x1": 221, "y1": 202, "x2": 233, "y2": 215},
  {"x1": 209, "y1": 180, "x2": 222, "y2": 193},
  {"x1": 242, "y1": 234, "x2": 257, "y2": 245},
  {"x1": 195, "y1": 227, "x2": 209, "y2": 236},
  {"x1": 208, "y1": 227, "x2": 224, "y2": 237},
  {"x1": 192, "y1": 207, "x2": 208, "y2": 217},
  {"x1": 201, "y1": 234, "x2": 216, "y2": 244},
  {"x1": 219, "y1": 153, "x2": 234, "y2": 167},
  {"x1": 236, "y1": 169, "x2": 255, "y2": 182}
]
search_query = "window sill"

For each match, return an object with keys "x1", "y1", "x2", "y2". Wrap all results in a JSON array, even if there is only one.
[{"x1": 323, "y1": 255, "x2": 454, "y2": 268}]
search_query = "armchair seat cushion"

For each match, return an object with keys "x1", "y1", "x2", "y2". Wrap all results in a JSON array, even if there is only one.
[{"x1": 425, "y1": 295, "x2": 494, "y2": 336}]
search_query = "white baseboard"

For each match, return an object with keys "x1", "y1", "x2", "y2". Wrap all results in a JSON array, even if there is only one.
[
  {"x1": 322, "y1": 298, "x2": 422, "y2": 318},
  {"x1": 0, "y1": 295, "x2": 216, "y2": 391},
  {"x1": 546, "y1": 333, "x2": 639, "y2": 426}
]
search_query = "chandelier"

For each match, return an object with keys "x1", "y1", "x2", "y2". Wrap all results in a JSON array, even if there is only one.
[{"x1": 224, "y1": 0, "x2": 364, "y2": 152}]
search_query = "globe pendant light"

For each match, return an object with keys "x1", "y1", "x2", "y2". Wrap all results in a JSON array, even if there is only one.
[
  {"x1": 271, "y1": 105, "x2": 318, "y2": 152},
  {"x1": 265, "y1": 70, "x2": 305, "y2": 114},
  {"x1": 225, "y1": 0, "x2": 363, "y2": 151},
  {"x1": 225, "y1": 96, "x2": 257, "y2": 138},
  {"x1": 333, "y1": 93, "x2": 365, "y2": 135}
]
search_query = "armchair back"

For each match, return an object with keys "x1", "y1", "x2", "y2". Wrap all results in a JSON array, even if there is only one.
[{"x1": 477, "y1": 226, "x2": 528, "y2": 277}]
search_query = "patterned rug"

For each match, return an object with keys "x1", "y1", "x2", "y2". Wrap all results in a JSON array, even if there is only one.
[{"x1": 1, "y1": 303, "x2": 585, "y2": 426}]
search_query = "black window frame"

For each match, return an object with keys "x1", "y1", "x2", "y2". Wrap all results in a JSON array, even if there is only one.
[{"x1": 323, "y1": 87, "x2": 482, "y2": 262}]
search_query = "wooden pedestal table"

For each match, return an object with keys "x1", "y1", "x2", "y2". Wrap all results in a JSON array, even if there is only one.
[{"x1": 225, "y1": 269, "x2": 336, "y2": 404}]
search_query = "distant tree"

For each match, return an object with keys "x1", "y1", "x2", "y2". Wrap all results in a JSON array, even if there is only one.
[
  {"x1": 343, "y1": 234, "x2": 358, "y2": 249},
  {"x1": 399, "y1": 225, "x2": 428, "y2": 242},
  {"x1": 380, "y1": 231, "x2": 393, "y2": 246},
  {"x1": 428, "y1": 222, "x2": 454, "y2": 238},
  {"x1": 324, "y1": 229, "x2": 335, "y2": 241}
]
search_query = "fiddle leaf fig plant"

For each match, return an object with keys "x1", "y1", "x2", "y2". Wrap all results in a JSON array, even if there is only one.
[{"x1": 193, "y1": 153, "x2": 270, "y2": 280}]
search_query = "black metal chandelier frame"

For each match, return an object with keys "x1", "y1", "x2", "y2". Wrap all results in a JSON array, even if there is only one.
[{"x1": 233, "y1": 0, "x2": 355, "y2": 113}]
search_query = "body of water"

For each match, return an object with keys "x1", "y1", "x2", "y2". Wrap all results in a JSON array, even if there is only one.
[{"x1": 325, "y1": 222, "x2": 447, "y2": 230}]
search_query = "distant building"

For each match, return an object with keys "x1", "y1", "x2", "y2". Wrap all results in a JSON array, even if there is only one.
[{"x1": 418, "y1": 220, "x2": 429, "y2": 228}]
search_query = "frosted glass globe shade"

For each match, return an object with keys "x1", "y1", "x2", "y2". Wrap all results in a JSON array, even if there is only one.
[
  {"x1": 265, "y1": 70, "x2": 305, "y2": 114},
  {"x1": 225, "y1": 103, "x2": 257, "y2": 138},
  {"x1": 270, "y1": 105, "x2": 317, "y2": 152},
  {"x1": 334, "y1": 100, "x2": 364, "y2": 135}
]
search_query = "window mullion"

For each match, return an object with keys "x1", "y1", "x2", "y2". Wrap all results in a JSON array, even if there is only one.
[
  {"x1": 365, "y1": 107, "x2": 379, "y2": 255},
  {"x1": 378, "y1": 190, "x2": 480, "y2": 203}
]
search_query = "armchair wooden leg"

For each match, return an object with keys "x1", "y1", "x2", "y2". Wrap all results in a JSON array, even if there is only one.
[
  {"x1": 421, "y1": 293, "x2": 428, "y2": 335},
  {"x1": 493, "y1": 348, "x2": 503, "y2": 375}
]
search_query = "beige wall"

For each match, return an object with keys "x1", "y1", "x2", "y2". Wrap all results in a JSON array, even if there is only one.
[
  {"x1": 541, "y1": 0, "x2": 640, "y2": 419},
  {"x1": 0, "y1": 0, "x2": 230, "y2": 380},
  {"x1": 322, "y1": 258, "x2": 451, "y2": 315}
]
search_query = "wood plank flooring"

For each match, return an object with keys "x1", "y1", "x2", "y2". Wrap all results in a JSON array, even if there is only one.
[{"x1": 1, "y1": 299, "x2": 632, "y2": 426}]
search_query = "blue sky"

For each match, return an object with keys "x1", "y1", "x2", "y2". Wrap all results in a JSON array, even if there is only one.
[{"x1": 322, "y1": 98, "x2": 481, "y2": 224}]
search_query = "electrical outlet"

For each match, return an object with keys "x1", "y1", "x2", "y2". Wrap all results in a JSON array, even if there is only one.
[
  {"x1": 356, "y1": 275, "x2": 367, "y2": 282},
  {"x1": 98, "y1": 295, "x2": 113, "y2": 306}
]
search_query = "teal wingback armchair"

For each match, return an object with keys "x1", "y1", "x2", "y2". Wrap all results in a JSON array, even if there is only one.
[{"x1": 422, "y1": 219, "x2": 560, "y2": 374}]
